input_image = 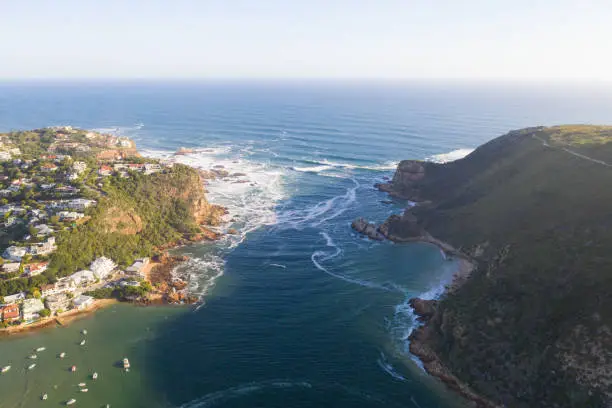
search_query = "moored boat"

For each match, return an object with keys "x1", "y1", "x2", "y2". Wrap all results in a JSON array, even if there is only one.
[
  {"x1": 78, "y1": 382, "x2": 86, "y2": 387},
  {"x1": 70, "y1": 365, "x2": 76, "y2": 372},
  {"x1": 66, "y1": 399, "x2": 76, "y2": 405},
  {"x1": 82, "y1": 329, "x2": 87, "y2": 335},
  {"x1": 79, "y1": 339, "x2": 86, "y2": 346},
  {"x1": 1, "y1": 365, "x2": 11, "y2": 373},
  {"x1": 28, "y1": 363, "x2": 36, "y2": 370},
  {"x1": 29, "y1": 354, "x2": 37, "y2": 359},
  {"x1": 59, "y1": 352, "x2": 66, "y2": 358},
  {"x1": 36, "y1": 347, "x2": 46, "y2": 352},
  {"x1": 80, "y1": 388, "x2": 88, "y2": 393},
  {"x1": 42, "y1": 393, "x2": 48, "y2": 400},
  {"x1": 122, "y1": 357, "x2": 130, "y2": 370},
  {"x1": 92, "y1": 372, "x2": 98, "y2": 379}
]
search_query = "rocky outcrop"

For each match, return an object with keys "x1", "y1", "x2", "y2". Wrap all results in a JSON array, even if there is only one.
[
  {"x1": 375, "y1": 160, "x2": 427, "y2": 200},
  {"x1": 351, "y1": 218, "x2": 385, "y2": 240},
  {"x1": 409, "y1": 297, "x2": 501, "y2": 408}
]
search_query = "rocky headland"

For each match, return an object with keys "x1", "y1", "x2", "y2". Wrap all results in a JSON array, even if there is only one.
[{"x1": 355, "y1": 125, "x2": 612, "y2": 407}]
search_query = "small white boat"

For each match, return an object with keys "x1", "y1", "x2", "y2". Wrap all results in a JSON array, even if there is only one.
[
  {"x1": 28, "y1": 363, "x2": 36, "y2": 370},
  {"x1": 70, "y1": 365, "x2": 77, "y2": 372},
  {"x1": 80, "y1": 388, "x2": 88, "y2": 393},
  {"x1": 29, "y1": 354, "x2": 37, "y2": 359},
  {"x1": 92, "y1": 372, "x2": 98, "y2": 380},
  {"x1": 59, "y1": 352, "x2": 66, "y2": 359},
  {"x1": 66, "y1": 399, "x2": 76, "y2": 406},
  {"x1": 42, "y1": 394, "x2": 48, "y2": 400},
  {"x1": 1, "y1": 365, "x2": 11, "y2": 373},
  {"x1": 82, "y1": 329, "x2": 87, "y2": 335},
  {"x1": 78, "y1": 382, "x2": 86, "y2": 387},
  {"x1": 122, "y1": 357, "x2": 130, "y2": 370},
  {"x1": 80, "y1": 340, "x2": 86, "y2": 346},
  {"x1": 36, "y1": 347, "x2": 46, "y2": 352}
]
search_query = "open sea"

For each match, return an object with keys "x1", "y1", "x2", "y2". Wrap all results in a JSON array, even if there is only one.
[{"x1": 1, "y1": 80, "x2": 612, "y2": 408}]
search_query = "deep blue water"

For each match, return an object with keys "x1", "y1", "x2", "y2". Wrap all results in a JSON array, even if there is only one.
[{"x1": 1, "y1": 81, "x2": 612, "y2": 407}]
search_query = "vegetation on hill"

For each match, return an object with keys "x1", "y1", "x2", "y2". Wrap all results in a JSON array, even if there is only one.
[{"x1": 382, "y1": 125, "x2": 612, "y2": 407}]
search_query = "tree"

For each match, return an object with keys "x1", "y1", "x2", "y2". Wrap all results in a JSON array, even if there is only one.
[
  {"x1": 39, "y1": 308, "x2": 51, "y2": 318},
  {"x1": 31, "y1": 289, "x2": 41, "y2": 299}
]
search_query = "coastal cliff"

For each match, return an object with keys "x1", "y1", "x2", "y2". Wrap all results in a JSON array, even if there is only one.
[{"x1": 367, "y1": 125, "x2": 612, "y2": 407}]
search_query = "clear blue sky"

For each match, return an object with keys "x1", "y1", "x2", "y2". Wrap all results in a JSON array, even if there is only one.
[{"x1": 1, "y1": 0, "x2": 611, "y2": 80}]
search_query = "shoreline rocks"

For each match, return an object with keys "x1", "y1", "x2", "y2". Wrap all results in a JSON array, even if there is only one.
[{"x1": 351, "y1": 217, "x2": 385, "y2": 241}]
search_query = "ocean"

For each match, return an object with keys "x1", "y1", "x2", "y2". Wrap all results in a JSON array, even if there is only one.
[{"x1": 1, "y1": 80, "x2": 612, "y2": 408}]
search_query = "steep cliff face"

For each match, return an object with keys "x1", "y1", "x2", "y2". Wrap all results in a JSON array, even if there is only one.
[{"x1": 380, "y1": 125, "x2": 612, "y2": 407}]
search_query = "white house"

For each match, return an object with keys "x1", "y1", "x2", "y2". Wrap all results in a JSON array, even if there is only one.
[
  {"x1": 55, "y1": 277, "x2": 77, "y2": 293},
  {"x1": 72, "y1": 295, "x2": 94, "y2": 310},
  {"x1": 90, "y1": 257, "x2": 116, "y2": 280},
  {"x1": 126, "y1": 258, "x2": 149, "y2": 277},
  {"x1": 57, "y1": 211, "x2": 84, "y2": 221},
  {"x1": 1, "y1": 263, "x2": 20, "y2": 274},
  {"x1": 34, "y1": 224, "x2": 53, "y2": 236},
  {"x1": 66, "y1": 198, "x2": 95, "y2": 210},
  {"x1": 23, "y1": 262, "x2": 48, "y2": 277},
  {"x1": 45, "y1": 293, "x2": 71, "y2": 314},
  {"x1": 68, "y1": 270, "x2": 96, "y2": 287},
  {"x1": 29, "y1": 237, "x2": 56, "y2": 256},
  {"x1": 72, "y1": 161, "x2": 87, "y2": 174},
  {"x1": 22, "y1": 298, "x2": 45, "y2": 321},
  {"x1": 3, "y1": 292, "x2": 26, "y2": 304},
  {"x1": 3, "y1": 246, "x2": 27, "y2": 261}
]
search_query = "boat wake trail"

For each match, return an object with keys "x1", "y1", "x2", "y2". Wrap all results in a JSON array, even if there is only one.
[
  {"x1": 177, "y1": 380, "x2": 313, "y2": 408},
  {"x1": 311, "y1": 232, "x2": 400, "y2": 292}
]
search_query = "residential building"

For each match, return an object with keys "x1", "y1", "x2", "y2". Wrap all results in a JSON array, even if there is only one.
[
  {"x1": 126, "y1": 258, "x2": 150, "y2": 277},
  {"x1": 41, "y1": 163, "x2": 58, "y2": 172},
  {"x1": 144, "y1": 163, "x2": 162, "y2": 175},
  {"x1": 66, "y1": 198, "x2": 95, "y2": 210},
  {"x1": 1, "y1": 263, "x2": 20, "y2": 274},
  {"x1": 40, "y1": 283, "x2": 60, "y2": 298},
  {"x1": 55, "y1": 277, "x2": 76, "y2": 293},
  {"x1": 45, "y1": 293, "x2": 71, "y2": 314},
  {"x1": 55, "y1": 186, "x2": 79, "y2": 196},
  {"x1": 68, "y1": 270, "x2": 96, "y2": 287},
  {"x1": 0, "y1": 189, "x2": 11, "y2": 197},
  {"x1": 3, "y1": 292, "x2": 26, "y2": 304},
  {"x1": 1, "y1": 304, "x2": 20, "y2": 322},
  {"x1": 29, "y1": 237, "x2": 56, "y2": 256},
  {"x1": 72, "y1": 295, "x2": 94, "y2": 310},
  {"x1": 90, "y1": 257, "x2": 116, "y2": 280},
  {"x1": 57, "y1": 211, "x2": 84, "y2": 221},
  {"x1": 21, "y1": 298, "x2": 45, "y2": 321},
  {"x1": 98, "y1": 165, "x2": 113, "y2": 176},
  {"x1": 0, "y1": 151, "x2": 11, "y2": 161},
  {"x1": 34, "y1": 224, "x2": 53, "y2": 236},
  {"x1": 23, "y1": 262, "x2": 48, "y2": 277},
  {"x1": 3, "y1": 246, "x2": 27, "y2": 261}
]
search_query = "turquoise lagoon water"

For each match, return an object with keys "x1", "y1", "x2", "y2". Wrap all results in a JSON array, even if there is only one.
[{"x1": 1, "y1": 81, "x2": 612, "y2": 407}]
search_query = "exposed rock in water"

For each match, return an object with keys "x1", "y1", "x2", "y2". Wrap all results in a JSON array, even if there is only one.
[
  {"x1": 227, "y1": 228, "x2": 239, "y2": 235},
  {"x1": 175, "y1": 147, "x2": 194, "y2": 155},
  {"x1": 409, "y1": 298, "x2": 438, "y2": 321},
  {"x1": 351, "y1": 217, "x2": 385, "y2": 241}
]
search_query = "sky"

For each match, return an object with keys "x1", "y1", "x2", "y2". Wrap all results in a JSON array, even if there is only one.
[{"x1": 1, "y1": 0, "x2": 611, "y2": 80}]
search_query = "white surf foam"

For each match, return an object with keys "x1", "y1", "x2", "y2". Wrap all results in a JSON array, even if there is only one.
[
  {"x1": 269, "y1": 263, "x2": 287, "y2": 269},
  {"x1": 426, "y1": 148, "x2": 474, "y2": 163},
  {"x1": 276, "y1": 178, "x2": 359, "y2": 230},
  {"x1": 172, "y1": 255, "x2": 225, "y2": 300},
  {"x1": 295, "y1": 159, "x2": 398, "y2": 172},
  {"x1": 144, "y1": 145, "x2": 287, "y2": 249}
]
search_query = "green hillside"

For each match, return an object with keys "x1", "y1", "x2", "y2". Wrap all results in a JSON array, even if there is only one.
[{"x1": 384, "y1": 125, "x2": 612, "y2": 407}]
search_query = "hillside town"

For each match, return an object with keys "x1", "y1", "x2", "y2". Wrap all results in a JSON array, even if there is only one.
[{"x1": 0, "y1": 126, "x2": 174, "y2": 329}]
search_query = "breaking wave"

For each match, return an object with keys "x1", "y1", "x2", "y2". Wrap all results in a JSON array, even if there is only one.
[{"x1": 426, "y1": 148, "x2": 474, "y2": 163}]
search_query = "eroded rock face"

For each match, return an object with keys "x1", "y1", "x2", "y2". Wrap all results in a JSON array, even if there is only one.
[
  {"x1": 376, "y1": 160, "x2": 426, "y2": 200},
  {"x1": 409, "y1": 298, "x2": 438, "y2": 321},
  {"x1": 351, "y1": 217, "x2": 385, "y2": 240}
]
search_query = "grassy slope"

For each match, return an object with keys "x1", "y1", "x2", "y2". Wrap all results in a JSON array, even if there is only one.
[{"x1": 399, "y1": 126, "x2": 612, "y2": 407}]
